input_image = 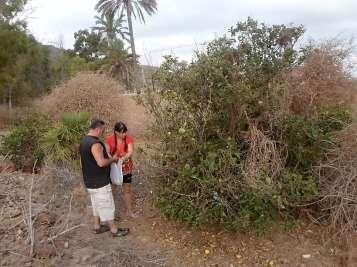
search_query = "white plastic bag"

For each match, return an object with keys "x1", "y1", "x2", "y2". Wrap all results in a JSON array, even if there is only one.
[{"x1": 110, "y1": 160, "x2": 123, "y2": 185}]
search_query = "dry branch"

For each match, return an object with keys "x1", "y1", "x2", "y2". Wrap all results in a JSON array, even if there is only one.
[
  {"x1": 47, "y1": 224, "x2": 84, "y2": 242},
  {"x1": 316, "y1": 123, "x2": 357, "y2": 241}
]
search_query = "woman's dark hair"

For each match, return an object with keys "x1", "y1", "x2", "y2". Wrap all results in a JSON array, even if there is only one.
[
  {"x1": 114, "y1": 121, "x2": 128, "y2": 152},
  {"x1": 114, "y1": 121, "x2": 127, "y2": 133}
]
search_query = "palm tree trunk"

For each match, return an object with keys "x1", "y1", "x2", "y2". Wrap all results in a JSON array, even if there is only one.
[{"x1": 126, "y1": 0, "x2": 136, "y2": 63}]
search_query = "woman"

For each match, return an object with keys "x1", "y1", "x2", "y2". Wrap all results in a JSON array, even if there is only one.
[{"x1": 106, "y1": 122, "x2": 137, "y2": 218}]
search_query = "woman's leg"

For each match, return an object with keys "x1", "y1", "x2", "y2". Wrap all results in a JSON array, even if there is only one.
[
  {"x1": 111, "y1": 184, "x2": 117, "y2": 199},
  {"x1": 122, "y1": 183, "x2": 134, "y2": 215}
]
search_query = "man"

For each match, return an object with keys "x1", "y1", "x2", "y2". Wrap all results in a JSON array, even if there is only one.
[{"x1": 79, "y1": 119, "x2": 129, "y2": 237}]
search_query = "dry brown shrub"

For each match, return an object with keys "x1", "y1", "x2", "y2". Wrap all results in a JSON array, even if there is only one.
[
  {"x1": 0, "y1": 105, "x2": 10, "y2": 129},
  {"x1": 316, "y1": 123, "x2": 357, "y2": 240},
  {"x1": 279, "y1": 41, "x2": 354, "y2": 118},
  {"x1": 0, "y1": 105, "x2": 25, "y2": 129},
  {"x1": 0, "y1": 155, "x2": 16, "y2": 173},
  {"x1": 37, "y1": 72, "x2": 125, "y2": 126},
  {"x1": 242, "y1": 124, "x2": 285, "y2": 190}
]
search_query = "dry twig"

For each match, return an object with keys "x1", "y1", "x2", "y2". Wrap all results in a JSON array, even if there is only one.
[{"x1": 47, "y1": 224, "x2": 84, "y2": 242}]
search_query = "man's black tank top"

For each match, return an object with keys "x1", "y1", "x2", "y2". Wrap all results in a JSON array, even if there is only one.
[{"x1": 79, "y1": 135, "x2": 110, "y2": 189}]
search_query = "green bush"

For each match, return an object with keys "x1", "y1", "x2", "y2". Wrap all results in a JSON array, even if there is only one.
[
  {"x1": 281, "y1": 108, "x2": 352, "y2": 172},
  {"x1": 144, "y1": 18, "x2": 352, "y2": 234},
  {"x1": 0, "y1": 115, "x2": 50, "y2": 169},
  {"x1": 317, "y1": 106, "x2": 352, "y2": 133},
  {"x1": 234, "y1": 188, "x2": 276, "y2": 235},
  {"x1": 41, "y1": 112, "x2": 89, "y2": 165},
  {"x1": 281, "y1": 115, "x2": 329, "y2": 171},
  {"x1": 278, "y1": 169, "x2": 318, "y2": 208}
]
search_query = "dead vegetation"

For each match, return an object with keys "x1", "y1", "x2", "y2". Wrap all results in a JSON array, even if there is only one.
[
  {"x1": 0, "y1": 155, "x2": 16, "y2": 173},
  {"x1": 0, "y1": 105, "x2": 25, "y2": 129},
  {"x1": 0, "y1": 105, "x2": 10, "y2": 129},
  {"x1": 37, "y1": 72, "x2": 125, "y2": 126},
  {"x1": 0, "y1": 164, "x2": 85, "y2": 266},
  {"x1": 316, "y1": 123, "x2": 357, "y2": 239},
  {"x1": 242, "y1": 124, "x2": 284, "y2": 191},
  {"x1": 279, "y1": 40, "x2": 354, "y2": 118},
  {"x1": 281, "y1": 42, "x2": 357, "y2": 244}
]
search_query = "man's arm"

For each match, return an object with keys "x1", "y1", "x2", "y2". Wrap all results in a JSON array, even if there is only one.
[
  {"x1": 104, "y1": 143, "x2": 112, "y2": 157},
  {"x1": 91, "y1": 143, "x2": 118, "y2": 167}
]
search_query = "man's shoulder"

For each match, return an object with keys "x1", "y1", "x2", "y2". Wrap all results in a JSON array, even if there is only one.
[{"x1": 81, "y1": 135, "x2": 101, "y2": 147}]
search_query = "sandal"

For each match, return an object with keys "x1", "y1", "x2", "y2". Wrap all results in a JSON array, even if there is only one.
[
  {"x1": 111, "y1": 227, "x2": 130, "y2": 237},
  {"x1": 93, "y1": 224, "x2": 110, "y2": 234}
]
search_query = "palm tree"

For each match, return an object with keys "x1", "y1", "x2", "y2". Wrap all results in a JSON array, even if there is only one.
[
  {"x1": 92, "y1": 12, "x2": 129, "y2": 46},
  {"x1": 95, "y1": 0, "x2": 158, "y2": 62}
]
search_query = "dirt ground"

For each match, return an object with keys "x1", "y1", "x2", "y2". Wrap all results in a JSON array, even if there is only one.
[
  {"x1": 1, "y1": 92, "x2": 357, "y2": 267},
  {"x1": 0, "y1": 159, "x2": 348, "y2": 267}
]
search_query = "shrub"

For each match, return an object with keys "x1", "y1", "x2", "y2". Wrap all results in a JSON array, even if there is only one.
[
  {"x1": 41, "y1": 112, "x2": 89, "y2": 165},
  {"x1": 143, "y1": 18, "x2": 353, "y2": 234},
  {"x1": 281, "y1": 106, "x2": 352, "y2": 171},
  {"x1": 278, "y1": 169, "x2": 318, "y2": 208},
  {"x1": 315, "y1": 123, "x2": 357, "y2": 240},
  {"x1": 280, "y1": 40, "x2": 354, "y2": 118},
  {"x1": 0, "y1": 114, "x2": 50, "y2": 169},
  {"x1": 36, "y1": 73, "x2": 123, "y2": 127}
]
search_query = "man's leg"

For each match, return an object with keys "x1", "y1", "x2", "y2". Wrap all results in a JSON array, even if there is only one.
[
  {"x1": 93, "y1": 216, "x2": 101, "y2": 231},
  {"x1": 98, "y1": 186, "x2": 129, "y2": 236},
  {"x1": 89, "y1": 190, "x2": 102, "y2": 231}
]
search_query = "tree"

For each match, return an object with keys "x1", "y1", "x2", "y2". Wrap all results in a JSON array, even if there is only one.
[
  {"x1": 1, "y1": 1, "x2": 83, "y2": 108},
  {"x1": 0, "y1": 0, "x2": 28, "y2": 22},
  {"x1": 0, "y1": 22, "x2": 56, "y2": 108},
  {"x1": 0, "y1": 21, "x2": 28, "y2": 107},
  {"x1": 95, "y1": 0, "x2": 157, "y2": 62},
  {"x1": 92, "y1": 12, "x2": 129, "y2": 46},
  {"x1": 73, "y1": 29, "x2": 106, "y2": 62}
]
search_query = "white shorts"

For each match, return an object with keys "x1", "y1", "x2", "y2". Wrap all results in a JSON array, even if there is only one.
[{"x1": 87, "y1": 184, "x2": 115, "y2": 222}]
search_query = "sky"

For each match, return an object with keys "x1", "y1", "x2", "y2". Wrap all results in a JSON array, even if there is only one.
[{"x1": 26, "y1": 0, "x2": 357, "y2": 68}]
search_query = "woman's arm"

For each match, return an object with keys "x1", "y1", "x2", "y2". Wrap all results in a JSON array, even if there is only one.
[{"x1": 122, "y1": 143, "x2": 134, "y2": 161}]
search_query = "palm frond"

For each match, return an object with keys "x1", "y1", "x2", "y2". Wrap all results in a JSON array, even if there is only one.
[
  {"x1": 95, "y1": 0, "x2": 157, "y2": 24},
  {"x1": 93, "y1": 3, "x2": 130, "y2": 43},
  {"x1": 138, "y1": 0, "x2": 157, "y2": 16},
  {"x1": 95, "y1": 0, "x2": 123, "y2": 17}
]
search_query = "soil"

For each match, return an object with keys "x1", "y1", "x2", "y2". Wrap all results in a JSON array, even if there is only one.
[{"x1": 1, "y1": 93, "x2": 356, "y2": 267}]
